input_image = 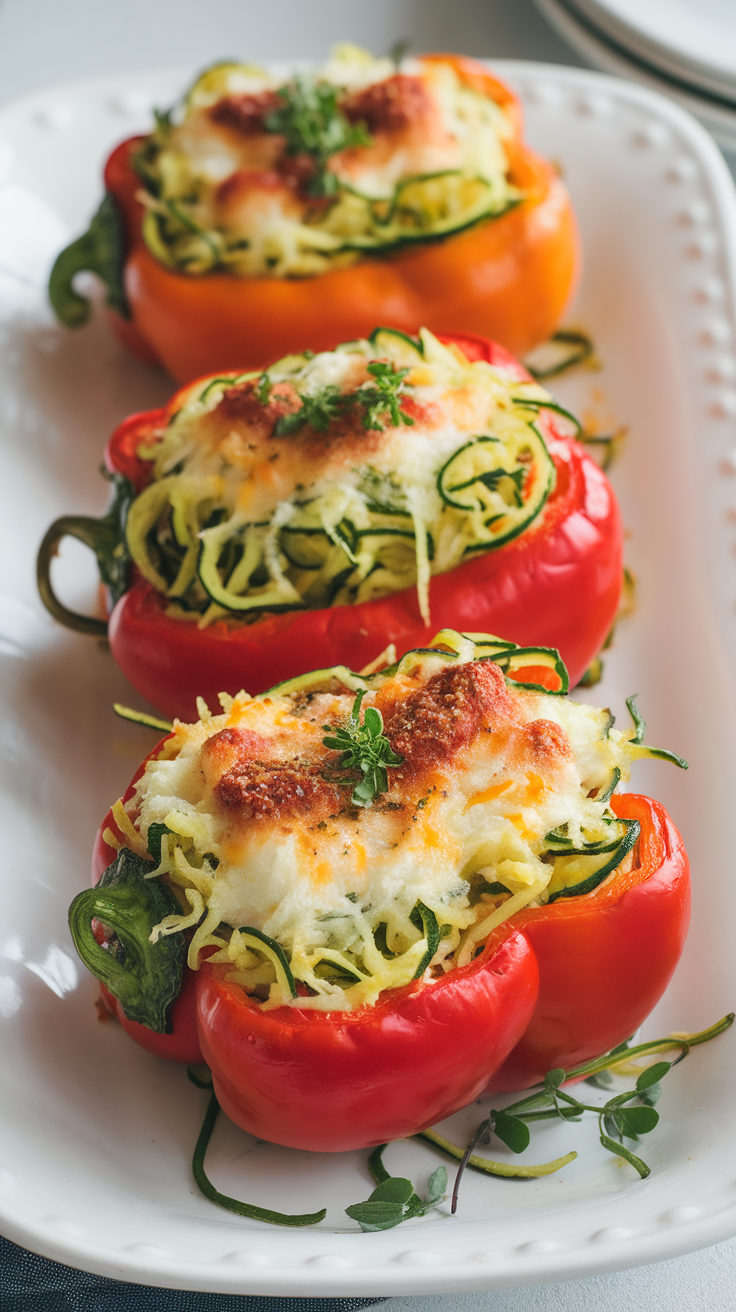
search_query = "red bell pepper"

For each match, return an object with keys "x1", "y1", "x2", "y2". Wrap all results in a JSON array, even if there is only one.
[
  {"x1": 38, "y1": 331, "x2": 622, "y2": 722},
  {"x1": 196, "y1": 927, "x2": 538, "y2": 1152},
  {"x1": 72, "y1": 626, "x2": 689, "y2": 1149},
  {"x1": 49, "y1": 55, "x2": 579, "y2": 383},
  {"x1": 487, "y1": 792, "x2": 691, "y2": 1092}
]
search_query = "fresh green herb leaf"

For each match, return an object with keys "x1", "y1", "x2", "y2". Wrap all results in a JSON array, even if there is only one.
[
  {"x1": 256, "y1": 372, "x2": 272, "y2": 405},
  {"x1": 346, "y1": 1145, "x2": 446, "y2": 1232},
  {"x1": 345, "y1": 1199, "x2": 407, "y2": 1231},
  {"x1": 273, "y1": 362, "x2": 413, "y2": 438},
  {"x1": 265, "y1": 75, "x2": 371, "y2": 198},
  {"x1": 492, "y1": 1110, "x2": 531, "y2": 1154},
  {"x1": 367, "y1": 1176, "x2": 415, "y2": 1206},
  {"x1": 636, "y1": 1061, "x2": 670, "y2": 1092},
  {"x1": 409, "y1": 900, "x2": 442, "y2": 978},
  {"x1": 323, "y1": 689, "x2": 403, "y2": 807},
  {"x1": 426, "y1": 1166, "x2": 447, "y2": 1203},
  {"x1": 274, "y1": 384, "x2": 345, "y2": 435},
  {"x1": 359, "y1": 361, "x2": 415, "y2": 430}
]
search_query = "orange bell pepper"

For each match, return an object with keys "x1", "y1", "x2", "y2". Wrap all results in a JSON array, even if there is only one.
[{"x1": 54, "y1": 55, "x2": 579, "y2": 383}]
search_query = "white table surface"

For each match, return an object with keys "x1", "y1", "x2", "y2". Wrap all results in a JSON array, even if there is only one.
[{"x1": 1, "y1": 1, "x2": 735, "y2": 1307}]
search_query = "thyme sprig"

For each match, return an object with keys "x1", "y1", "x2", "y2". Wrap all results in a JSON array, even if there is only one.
[
  {"x1": 323, "y1": 689, "x2": 403, "y2": 807},
  {"x1": 268, "y1": 360, "x2": 415, "y2": 437},
  {"x1": 443, "y1": 1014, "x2": 734, "y2": 1212},
  {"x1": 274, "y1": 383, "x2": 345, "y2": 435},
  {"x1": 346, "y1": 1145, "x2": 446, "y2": 1232},
  {"x1": 265, "y1": 75, "x2": 371, "y2": 197}
]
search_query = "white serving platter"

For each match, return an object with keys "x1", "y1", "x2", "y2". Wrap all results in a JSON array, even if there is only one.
[{"x1": 0, "y1": 62, "x2": 736, "y2": 1296}]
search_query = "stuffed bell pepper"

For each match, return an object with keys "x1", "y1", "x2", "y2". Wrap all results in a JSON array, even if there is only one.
[
  {"x1": 48, "y1": 47, "x2": 578, "y2": 380},
  {"x1": 37, "y1": 327, "x2": 622, "y2": 721},
  {"x1": 69, "y1": 629, "x2": 689, "y2": 1151}
]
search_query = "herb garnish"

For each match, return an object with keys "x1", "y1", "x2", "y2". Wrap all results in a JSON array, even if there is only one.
[
  {"x1": 438, "y1": 1013, "x2": 734, "y2": 1213},
  {"x1": 272, "y1": 361, "x2": 415, "y2": 437},
  {"x1": 345, "y1": 1145, "x2": 447, "y2": 1232},
  {"x1": 255, "y1": 371, "x2": 273, "y2": 405},
  {"x1": 323, "y1": 689, "x2": 403, "y2": 807},
  {"x1": 265, "y1": 75, "x2": 371, "y2": 197},
  {"x1": 275, "y1": 383, "x2": 346, "y2": 435}
]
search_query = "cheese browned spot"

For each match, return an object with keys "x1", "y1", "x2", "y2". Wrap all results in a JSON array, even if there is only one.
[
  {"x1": 341, "y1": 75, "x2": 432, "y2": 134},
  {"x1": 216, "y1": 379, "x2": 300, "y2": 434},
  {"x1": 215, "y1": 759, "x2": 340, "y2": 820},
  {"x1": 382, "y1": 660, "x2": 513, "y2": 777},
  {"x1": 209, "y1": 90, "x2": 282, "y2": 136},
  {"x1": 521, "y1": 719, "x2": 574, "y2": 769}
]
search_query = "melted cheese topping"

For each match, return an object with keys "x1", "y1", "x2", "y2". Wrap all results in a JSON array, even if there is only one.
[
  {"x1": 122, "y1": 634, "x2": 642, "y2": 1012},
  {"x1": 126, "y1": 329, "x2": 563, "y2": 629},
  {"x1": 135, "y1": 46, "x2": 518, "y2": 278}
]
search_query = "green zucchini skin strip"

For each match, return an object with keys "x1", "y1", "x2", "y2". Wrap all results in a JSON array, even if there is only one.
[
  {"x1": 113, "y1": 703, "x2": 174, "y2": 734},
  {"x1": 197, "y1": 530, "x2": 304, "y2": 615},
  {"x1": 546, "y1": 818, "x2": 641, "y2": 903},
  {"x1": 68, "y1": 848, "x2": 184, "y2": 1032},
  {"x1": 48, "y1": 192, "x2": 129, "y2": 327},
  {"x1": 237, "y1": 926, "x2": 298, "y2": 998},
  {"x1": 626, "y1": 695, "x2": 689, "y2": 769},
  {"x1": 525, "y1": 330, "x2": 595, "y2": 381},
  {"x1": 368, "y1": 327, "x2": 424, "y2": 356},
  {"x1": 145, "y1": 189, "x2": 522, "y2": 275},
  {"x1": 509, "y1": 396, "x2": 583, "y2": 436},
  {"x1": 410, "y1": 900, "x2": 442, "y2": 979},
  {"x1": 436, "y1": 426, "x2": 555, "y2": 554},
  {"x1": 193, "y1": 1091, "x2": 327, "y2": 1226}
]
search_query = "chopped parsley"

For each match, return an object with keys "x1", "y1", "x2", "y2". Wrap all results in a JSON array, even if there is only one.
[{"x1": 265, "y1": 75, "x2": 371, "y2": 197}]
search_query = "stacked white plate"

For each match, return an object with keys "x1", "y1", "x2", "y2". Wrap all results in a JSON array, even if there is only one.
[{"x1": 536, "y1": 0, "x2": 736, "y2": 155}]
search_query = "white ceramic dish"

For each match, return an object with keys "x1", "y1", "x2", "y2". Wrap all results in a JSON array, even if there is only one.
[
  {"x1": 1, "y1": 62, "x2": 736, "y2": 1296},
  {"x1": 565, "y1": 0, "x2": 736, "y2": 105},
  {"x1": 535, "y1": 0, "x2": 736, "y2": 154}
]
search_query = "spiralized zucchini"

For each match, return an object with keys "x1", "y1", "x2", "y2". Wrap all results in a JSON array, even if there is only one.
[
  {"x1": 126, "y1": 328, "x2": 560, "y2": 629},
  {"x1": 113, "y1": 630, "x2": 683, "y2": 1012},
  {"x1": 133, "y1": 46, "x2": 520, "y2": 279}
]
